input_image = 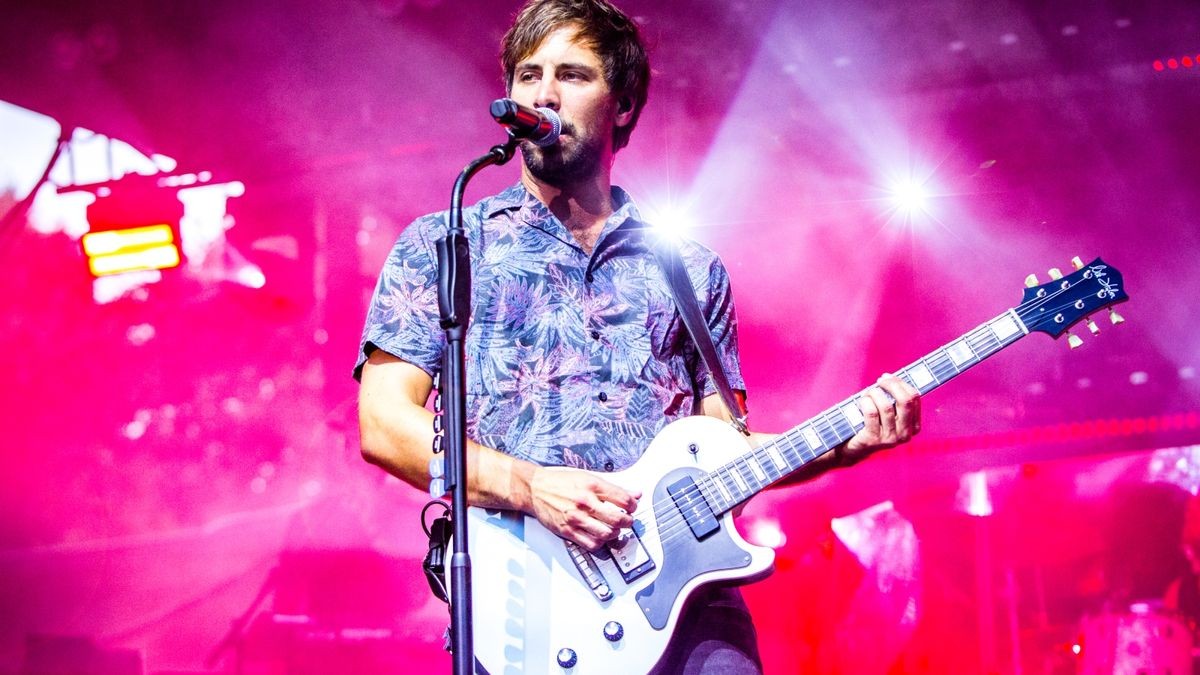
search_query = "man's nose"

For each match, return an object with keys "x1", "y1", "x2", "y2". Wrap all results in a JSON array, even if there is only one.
[{"x1": 534, "y1": 77, "x2": 560, "y2": 111}]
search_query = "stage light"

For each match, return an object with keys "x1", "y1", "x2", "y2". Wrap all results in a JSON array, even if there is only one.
[
  {"x1": 956, "y1": 471, "x2": 993, "y2": 517},
  {"x1": 1154, "y1": 52, "x2": 1199, "y2": 72},
  {"x1": 234, "y1": 263, "x2": 267, "y2": 289},
  {"x1": 888, "y1": 177, "x2": 931, "y2": 215},
  {"x1": 746, "y1": 518, "x2": 787, "y2": 549},
  {"x1": 81, "y1": 223, "x2": 175, "y2": 257},
  {"x1": 82, "y1": 224, "x2": 182, "y2": 276},
  {"x1": 640, "y1": 200, "x2": 697, "y2": 238},
  {"x1": 81, "y1": 174, "x2": 186, "y2": 278},
  {"x1": 150, "y1": 154, "x2": 177, "y2": 172}
]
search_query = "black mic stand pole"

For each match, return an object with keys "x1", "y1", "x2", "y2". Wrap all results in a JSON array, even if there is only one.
[{"x1": 436, "y1": 133, "x2": 519, "y2": 675}]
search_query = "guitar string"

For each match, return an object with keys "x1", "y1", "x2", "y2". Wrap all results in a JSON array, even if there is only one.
[
  {"x1": 618, "y1": 278, "x2": 1100, "y2": 551},
  {"x1": 644, "y1": 317, "x2": 1019, "y2": 545},
  {"x1": 625, "y1": 278, "x2": 1092, "y2": 549}
]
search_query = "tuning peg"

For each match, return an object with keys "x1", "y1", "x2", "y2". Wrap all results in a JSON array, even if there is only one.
[
  {"x1": 1086, "y1": 318, "x2": 1100, "y2": 334},
  {"x1": 1067, "y1": 332, "x2": 1083, "y2": 349},
  {"x1": 1109, "y1": 308, "x2": 1125, "y2": 325},
  {"x1": 1071, "y1": 256, "x2": 1085, "y2": 270},
  {"x1": 1024, "y1": 274, "x2": 1039, "y2": 288},
  {"x1": 1048, "y1": 267, "x2": 1063, "y2": 280}
]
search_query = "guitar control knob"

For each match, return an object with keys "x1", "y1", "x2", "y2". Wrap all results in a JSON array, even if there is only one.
[
  {"x1": 603, "y1": 621, "x2": 624, "y2": 642},
  {"x1": 556, "y1": 647, "x2": 578, "y2": 668}
]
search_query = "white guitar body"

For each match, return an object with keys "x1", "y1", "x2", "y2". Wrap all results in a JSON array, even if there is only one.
[{"x1": 462, "y1": 416, "x2": 775, "y2": 674}]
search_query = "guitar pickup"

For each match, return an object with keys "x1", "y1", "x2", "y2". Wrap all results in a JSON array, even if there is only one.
[
  {"x1": 604, "y1": 526, "x2": 655, "y2": 583},
  {"x1": 667, "y1": 476, "x2": 720, "y2": 540},
  {"x1": 564, "y1": 540, "x2": 613, "y2": 602}
]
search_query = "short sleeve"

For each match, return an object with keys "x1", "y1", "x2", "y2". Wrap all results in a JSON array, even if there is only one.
[{"x1": 353, "y1": 214, "x2": 446, "y2": 381}]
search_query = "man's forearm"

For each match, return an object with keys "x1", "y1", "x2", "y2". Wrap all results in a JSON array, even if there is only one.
[{"x1": 358, "y1": 396, "x2": 536, "y2": 513}]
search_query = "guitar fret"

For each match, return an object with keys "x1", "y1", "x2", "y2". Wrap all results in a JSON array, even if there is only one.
[
  {"x1": 758, "y1": 447, "x2": 784, "y2": 481},
  {"x1": 736, "y1": 459, "x2": 763, "y2": 491},
  {"x1": 801, "y1": 426, "x2": 822, "y2": 451},
  {"x1": 968, "y1": 326, "x2": 1000, "y2": 356},
  {"x1": 810, "y1": 417, "x2": 827, "y2": 444},
  {"x1": 905, "y1": 360, "x2": 937, "y2": 392},
  {"x1": 927, "y1": 349, "x2": 957, "y2": 378},
  {"x1": 840, "y1": 402, "x2": 865, "y2": 429},
  {"x1": 946, "y1": 340, "x2": 976, "y2": 367},
  {"x1": 814, "y1": 417, "x2": 838, "y2": 448},
  {"x1": 718, "y1": 468, "x2": 740, "y2": 503},
  {"x1": 728, "y1": 465, "x2": 748, "y2": 494},
  {"x1": 989, "y1": 314, "x2": 1022, "y2": 341},
  {"x1": 746, "y1": 451, "x2": 769, "y2": 483},
  {"x1": 705, "y1": 475, "x2": 731, "y2": 510},
  {"x1": 779, "y1": 435, "x2": 807, "y2": 466},
  {"x1": 902, "y1": 365, "x2": 926, "y2": 391},
  {"x1": 697, "y1": 478, "x2": 724, "y2": 512},
  {"x1": 765, "y1": 444, "x2": 786, "y2": 472},
  {"x1": 739, "y1": 451, "x2": 758, "y2": 482}
]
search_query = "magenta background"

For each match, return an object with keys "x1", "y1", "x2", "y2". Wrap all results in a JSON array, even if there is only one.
[{"x1": 1, "y1": 1, "x2": 1198, "y2": 672}]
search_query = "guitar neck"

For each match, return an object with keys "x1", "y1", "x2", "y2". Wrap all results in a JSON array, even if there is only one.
[{"x1": 699, "y1": 309, "x2": 1030, "y2": 514}]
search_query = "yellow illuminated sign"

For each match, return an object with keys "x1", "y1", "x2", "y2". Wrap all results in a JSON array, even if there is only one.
[{"x1": 81, "y1": 224, "x2": 181, "y2": 276}]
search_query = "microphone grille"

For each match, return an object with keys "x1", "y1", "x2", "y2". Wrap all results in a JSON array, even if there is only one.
[{"x1": 533, "y1": 107, "x2": 561, "y2": 147}]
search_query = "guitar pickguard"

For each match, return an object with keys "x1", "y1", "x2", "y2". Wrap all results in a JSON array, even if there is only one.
[{"x1": 635, "y1": 467, "x2": 756, "y2": 629}]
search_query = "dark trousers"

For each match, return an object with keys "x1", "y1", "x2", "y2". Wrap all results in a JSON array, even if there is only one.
[{"x1": 650, "y1": 585, "x2": 763, "y2": 675}]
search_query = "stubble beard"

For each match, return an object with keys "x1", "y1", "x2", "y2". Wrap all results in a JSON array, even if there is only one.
[{"x1": 520, "y1": 127, "x2": 606, "y2": 188}]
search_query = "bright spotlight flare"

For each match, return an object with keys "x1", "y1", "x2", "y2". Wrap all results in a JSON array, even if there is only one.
[{"x1": 490, "y1": 98, "x2": 561, "y2": 147}]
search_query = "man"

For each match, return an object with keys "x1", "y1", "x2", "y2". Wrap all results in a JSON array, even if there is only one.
[{"x1": 355, "y1": 0, "x2": 921, "y2": 672}]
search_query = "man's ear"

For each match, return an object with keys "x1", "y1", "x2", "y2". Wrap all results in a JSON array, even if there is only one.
[{"x1": 615, "y1": 96, "x2": 635, "y2": 127}]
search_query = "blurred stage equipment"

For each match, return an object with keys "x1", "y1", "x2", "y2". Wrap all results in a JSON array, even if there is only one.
[
  {"x1": 1077, "y1": 603, "x2": 1192, "y2": 674},
  {"x1": 21, "y1": 634, "x2": 141, "y2": 675},
  {"x1": 74, "y1": 173, "x2": 184, "y2": 278},
  {"x1": 209, "y1": 549, "x2": 411, "y2": 674}
]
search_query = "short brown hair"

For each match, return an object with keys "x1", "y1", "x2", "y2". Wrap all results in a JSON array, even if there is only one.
[{"x1": 501, "y1": 0, "x2": 650, "y2": 152}]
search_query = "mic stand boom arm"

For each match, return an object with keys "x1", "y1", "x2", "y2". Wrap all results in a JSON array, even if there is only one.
[{"x1": 436, "y1": 134, "x2": 519, "y2": 675}]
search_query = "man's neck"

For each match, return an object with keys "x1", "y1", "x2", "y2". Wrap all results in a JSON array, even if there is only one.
[{"x1": 521, "y1": 170, "x2": 614, "y2": 254}]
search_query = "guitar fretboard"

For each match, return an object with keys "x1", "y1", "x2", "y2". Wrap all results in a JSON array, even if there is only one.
[{"x1": 697, "y1": 310, "x2": 1029, "y2": 514}]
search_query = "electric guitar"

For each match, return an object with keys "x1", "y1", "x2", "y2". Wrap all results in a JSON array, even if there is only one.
[{"x1": 461, "y1": 257, "x2": 1128, "y2": 674}]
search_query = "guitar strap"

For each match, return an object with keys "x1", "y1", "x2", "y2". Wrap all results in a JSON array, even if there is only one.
[{"x1": 651, "y1": 236, "x2": 750, "y2": 436}]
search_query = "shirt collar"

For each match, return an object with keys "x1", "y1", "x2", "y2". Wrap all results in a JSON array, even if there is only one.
[
  {"x1": 484, "y1": 182, "x2": 646, "y2": 231},
  {"x1": 482, "y1": 183, "x2": 529, "y2": 218}
]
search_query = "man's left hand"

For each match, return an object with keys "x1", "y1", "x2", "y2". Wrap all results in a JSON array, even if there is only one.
[{"x1": 843, "y1": 373, "x2": 921, "y2": 461}]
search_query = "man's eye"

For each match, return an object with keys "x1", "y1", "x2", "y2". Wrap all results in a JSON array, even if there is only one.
[{"x1": 518, "y1": 72, "x2": 538, "y2": 83}]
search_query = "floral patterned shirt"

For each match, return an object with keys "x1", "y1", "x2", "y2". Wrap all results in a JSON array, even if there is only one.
[{"x1": 355, "y1": 182, "x2": 744, "y2": 472}]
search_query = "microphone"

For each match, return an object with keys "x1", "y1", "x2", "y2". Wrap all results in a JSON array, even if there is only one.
[{"x1": 490, "y1": 98, "x2": 561, "y2": 147}]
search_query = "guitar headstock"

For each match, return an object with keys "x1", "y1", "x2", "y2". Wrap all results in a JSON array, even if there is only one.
[{"x1": 1016, "y1": 256, "x2": 1129, "y2": 345}]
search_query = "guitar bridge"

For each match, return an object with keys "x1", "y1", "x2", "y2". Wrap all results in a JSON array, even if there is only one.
[
  {"x1": 564, "y1": 541, "x2": 613, "y2": 602},
  {"x1": 604, "y1": 525, "x2": 655, "y2": 583}
]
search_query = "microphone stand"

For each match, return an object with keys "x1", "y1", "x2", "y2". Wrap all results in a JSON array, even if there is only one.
[{"x1": 436, "y1": 132, "x2": 519, "y2": 675}]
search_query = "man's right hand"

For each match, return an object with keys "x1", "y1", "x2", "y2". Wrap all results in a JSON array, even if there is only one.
[{"x1": 528, "y1": 466, "x2": 641, "y2": 551}]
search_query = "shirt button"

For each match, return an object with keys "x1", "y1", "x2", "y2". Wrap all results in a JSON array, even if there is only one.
[
  {"x1": 590, "y1": 330, "x2": 600, "y2": 340},
  {"x1": 603, "y1": 461, "x2": 615, "y2": 472},
  {"x1": 598, "y1": 391, "x2": 608, "y2": 402},
  {"x1": 585, "y1": 272, "x2": 594, "y2": 283}
]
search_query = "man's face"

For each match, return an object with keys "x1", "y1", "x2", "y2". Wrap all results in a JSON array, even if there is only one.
[{"x1": 509, "y1": 27, "x2": 629, "y2": 187}]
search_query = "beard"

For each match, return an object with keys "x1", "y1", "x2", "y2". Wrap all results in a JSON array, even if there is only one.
[{"x1": 520, "y1": 123, "x2": 606, "y2": 187}]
